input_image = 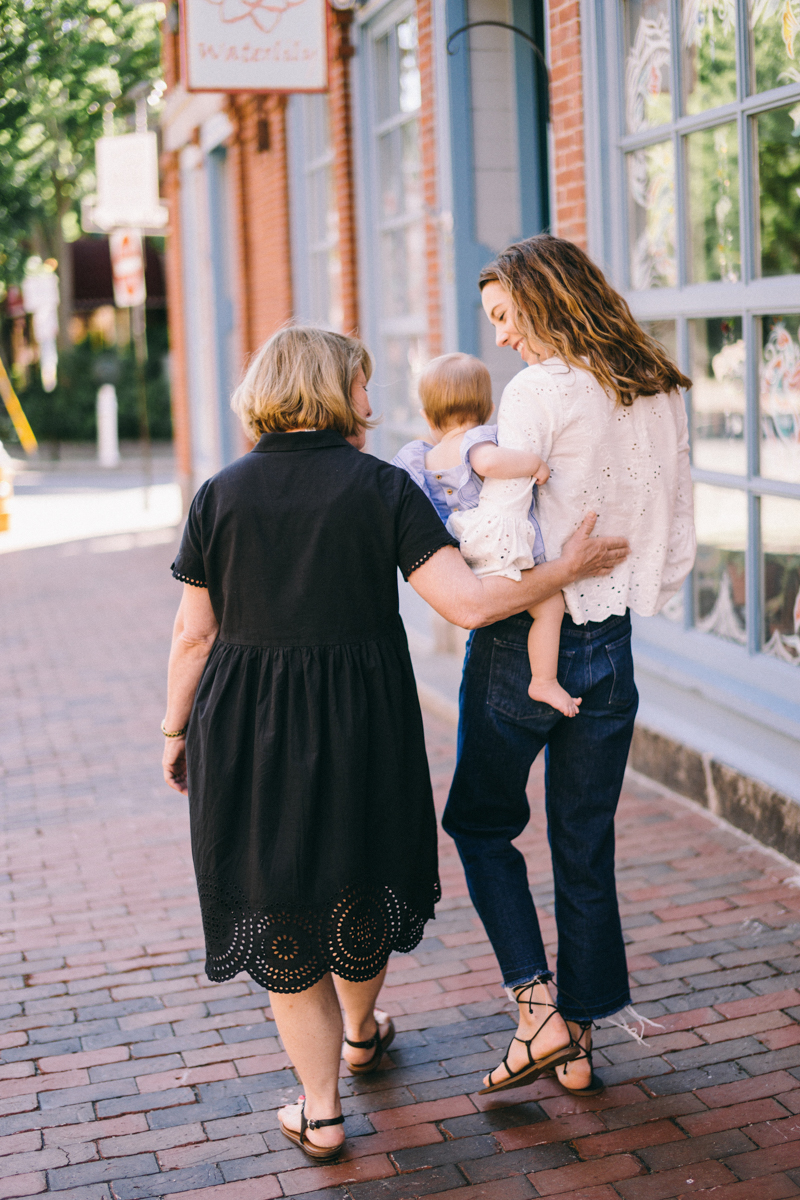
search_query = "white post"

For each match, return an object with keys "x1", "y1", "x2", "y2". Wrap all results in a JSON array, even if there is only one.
[{"x1": 97, "y1": 384, "x2": 120, "y2": 467}]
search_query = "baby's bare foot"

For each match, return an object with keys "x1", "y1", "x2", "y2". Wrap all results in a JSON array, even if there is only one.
[{"x1": 528, "y1": 677, "x2": 581, "y2": 717}]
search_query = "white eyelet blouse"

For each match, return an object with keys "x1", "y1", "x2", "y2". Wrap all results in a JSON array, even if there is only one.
[{"x1": 450, "y1": 357, "x2": 696, "y2": 625}]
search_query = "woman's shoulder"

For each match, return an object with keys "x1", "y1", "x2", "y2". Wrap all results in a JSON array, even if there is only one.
[{"x1": 500, "y1": 362, "x2": 568, "y2": 407}]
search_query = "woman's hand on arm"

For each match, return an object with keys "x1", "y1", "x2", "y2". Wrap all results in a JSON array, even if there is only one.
[
  {"x1": 409, "y1": 513, "x2": 629, "y2": 629},
  {"x1": 469, "y1": 442, "x2": 549, "y2": 484},
  {"x1": 162, "y1": 584, "x2": 219, "y2": 795}
]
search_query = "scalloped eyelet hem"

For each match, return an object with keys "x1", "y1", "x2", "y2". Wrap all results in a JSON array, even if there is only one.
[
  {"x1": 172, "y1": 570, "x2": 208, "y2": 588},
  {"x1": 198, "y1": 878, "x2": 441, "y2": 993},
  {"x1": 405, "y1": 545, "x2": 452, "y2": 579}
]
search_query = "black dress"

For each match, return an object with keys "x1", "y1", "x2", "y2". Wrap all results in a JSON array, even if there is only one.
[{"x1": 171, "y1": 430, "x2": 456, "y2": 993}]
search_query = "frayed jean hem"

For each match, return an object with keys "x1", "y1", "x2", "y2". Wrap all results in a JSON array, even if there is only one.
[
  {"x1": 503, "y1": 967, "x2": 553, "y2": 992},
  {"x1": 556, "y1": 988, "x2": 631, "y2": 1023}
]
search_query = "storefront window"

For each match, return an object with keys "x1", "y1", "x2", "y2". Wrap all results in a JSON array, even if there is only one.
[
  {"x1": 755, "y1": 102, "x2": 800, "y2": 278},
  {"x1": 690, "y1": 317, "x2": 746, "y2": 475},
  {"x1": 760, "y1": 315, "x2": 800, "y2": 483},
  {"x1": 617, "y1": 0, "x2": 800, "y2": 665},
  {"x1": 627, "y1": 143, "x2": 677, "y2": 288},
  {"x1": 681, "y1": 0, "x2": 737, "y2": 114},
  {"x1": 762, "y1": 494, "x2": 800, "y2": 663},
  {"x1": 750, "y1": 0, "x2": 800, "y2": 95},
  {"x1": 365, "y1": 7, "x2": 427, "y2": 452},
  {"x1": 686, "y1": 122, "x2": 740, "y2": 283},
  {"x1": 625, "y1": 0, "x2": 672, "y2": 132},
  {"x1": 289, "y1": 95, "x2": 342, "y2": 332},
  {"x1": 694, "y1": 483, "x2": 747, "y2": 643}
]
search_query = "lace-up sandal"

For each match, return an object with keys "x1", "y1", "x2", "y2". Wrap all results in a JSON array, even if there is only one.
[
  {"x1": 278, "y1": 1099, "x2": 346, "y2": 1161},
  {"x1": 344, "y1": 1013, "x2": 395, "y2": 1075},
  {"x1": 479, "y1": 981, "x2": 579, "y2": 1095},
  {"x1": 556, "y1": 1020, "x2": 605, "y2": 1095}
]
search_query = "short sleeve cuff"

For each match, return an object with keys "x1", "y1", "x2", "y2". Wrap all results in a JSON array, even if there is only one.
[
  {"x1": 400, "y1": 533, "x2": 458, "y2": 581},
  {"x1": 170, "y1": 560, "x2": 208, "y2": 588}
]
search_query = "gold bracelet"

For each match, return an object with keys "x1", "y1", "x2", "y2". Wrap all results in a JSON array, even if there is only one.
[{"x1": 161, "y1": 720, "x2": 187, "y2": 738}]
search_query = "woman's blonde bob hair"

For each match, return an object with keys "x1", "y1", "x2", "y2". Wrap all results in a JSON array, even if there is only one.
[{"x1": 231, "y1": 325, "x2": 374, "y2": 442}]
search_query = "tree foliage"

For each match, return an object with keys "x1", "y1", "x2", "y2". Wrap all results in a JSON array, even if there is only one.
[{"x1": 0, "y1": 0, "x2": 164, "y2": 289}]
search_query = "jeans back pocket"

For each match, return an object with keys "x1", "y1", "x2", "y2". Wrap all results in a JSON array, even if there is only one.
[
  {"x1": 604, "y1": 630, "x2": 636, "y2": 708},
  {"x1": 488, "y1": 638, "x2": 575, "y2": 730}
]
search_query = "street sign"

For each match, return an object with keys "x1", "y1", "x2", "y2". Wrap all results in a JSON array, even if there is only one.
[
  {"x1": 109, "y1": 230, "x2": 146, "y2": 309},
  {"x1": 22, "y1": 272, "x2": 60, "y2": 393},
  {"x1": 92, "y1": 133, "x2": 169, "y2": 232},
  {"x1": 180, "y1": 0, "x2": 328, "y2": 93}
]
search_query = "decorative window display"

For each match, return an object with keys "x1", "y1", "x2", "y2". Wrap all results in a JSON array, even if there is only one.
[{"x1": 617, "y1": 0, "x2": 800, "y2": 665}]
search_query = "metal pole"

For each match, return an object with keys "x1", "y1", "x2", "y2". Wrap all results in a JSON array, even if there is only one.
[{"x1": 131, "y1": 301, "x2": 151, "y2": 504}]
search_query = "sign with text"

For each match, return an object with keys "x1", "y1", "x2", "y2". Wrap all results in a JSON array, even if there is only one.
[
  {"x1": 110, "y1": 231, "x2": 146, "y2": 309},
  {"x1": 181, "y1": 0, "x2": 328, "y2": 92}
]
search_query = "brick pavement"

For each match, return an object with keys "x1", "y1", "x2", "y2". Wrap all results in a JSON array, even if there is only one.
[{"x1": 3, "y1": 536, "x2": 800, "y2": 1199}]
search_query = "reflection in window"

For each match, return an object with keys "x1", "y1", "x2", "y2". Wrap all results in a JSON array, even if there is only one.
[
  {"x1": 690, "y1": 317, "x2": 746, "y2": 474},
  {"x1": 682, "y1": 0, "x2": 737, "y2": 114},
  {"x1": 627, "y1": 142, "x2": 677, "y2": 288},
  {"x1": 298, "y1": 95, "x2": 342, "y2": 331},
  {"x1": 763, "y1": 495, "x2": 800, "y2": 664},
  {"x1": 370, "y1": 12, "x2": 426, "y2": 447},
  {"x1": 686, "y1": 122, "x2": 740, "y2": 282},
  {"x1": 750, "y1": 0, "x2": 800, "y2": 94},
  {"x1": 625, "y1": 0, "x2": 672, "y2": 132},
  {"x1": 641, "y1": 319, "x2": 678, "y2": 362},
  {"x1": 756, "y1": 103, "x2": 800, "y2": 277},
  {"x1": 694, "y1": 483, "x2": 747, "y2": 643},
  {"x1": 760, "y1": 315, "x2": 800, "y2": 483}
]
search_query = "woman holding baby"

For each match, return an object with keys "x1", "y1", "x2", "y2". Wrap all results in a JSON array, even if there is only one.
[
  {"x1": 421, "y1": 235, "x2": 694, "y2": 1095},
  {"x1": 161, "y1": 235, "x2": 692, "y2": 1160}
]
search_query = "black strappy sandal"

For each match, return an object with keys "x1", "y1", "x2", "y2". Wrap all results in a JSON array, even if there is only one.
[
  {"x1": 555, "y1": 1019, "x2": 605, "y2": 1096},
  {"x1": 479, "y1": 979, "x2": 579, "y2": 1095},
  {"x1": 278, "y1": 1098, "x2": 346, "y2": 1161},
  {"x1": 344, "y1": 1014, "x2": 395, "y2": 1075}
]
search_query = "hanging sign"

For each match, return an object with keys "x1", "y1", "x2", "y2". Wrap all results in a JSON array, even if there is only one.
[
  {"x1": 109, "y1": 230, "x2": 147, "y2": 309},
  {"x1": 180, "y1": 0, "x2": 328, "y2": 92},
  {"x1": 91, "y1": 133, "x2": 169, "y2": 233}
]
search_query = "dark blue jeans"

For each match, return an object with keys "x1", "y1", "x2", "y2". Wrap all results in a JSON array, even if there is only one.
[{"x1": 442, "y1": 610, "x2": 637, "y2": 1022}]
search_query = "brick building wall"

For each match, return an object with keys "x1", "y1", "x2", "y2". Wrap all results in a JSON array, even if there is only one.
[
  {"x1": 228, "y1": 95, "x2": 294, "y2": 363},
  {"x1": 328, "y1": 8, "x2": 360, "y2": 335},
  {"x1": 547, "y1": 0, "x2": 587, "y2": 249}
]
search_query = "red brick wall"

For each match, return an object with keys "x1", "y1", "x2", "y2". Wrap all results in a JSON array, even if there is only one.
[
  {"x1": 417, "y1": 0, "x2": 443, "y2": 359},
  {"x1": 228, "y1": 95, "x2": 294, "y2": 362},
  {"x1": 328, "y1": 8, "x2": 359, "y2": 335},
  {"x1": 548, "y1": 0, "x2": 587, "y2": 249},
  {"x1": 160, "y1": 148, "x2": 193, "y2": 508}
]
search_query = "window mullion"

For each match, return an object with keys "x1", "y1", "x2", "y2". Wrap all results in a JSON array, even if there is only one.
[
  {"x1": 669, "y1": 0, "x2": 688, "y2": 288},
  {"x1": 746, "y1": 490, "x2": 762, "y2": 655}
]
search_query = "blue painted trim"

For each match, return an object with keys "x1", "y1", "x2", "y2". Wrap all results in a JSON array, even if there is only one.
[
  {"x1": 445, "y1": 0, "x2": 549, "y2": 354},
  {"x1": 206, "y1": 146, "x2": 236, "y2": 466},
  {"x1": 512, "y1": 0, "x2": 548, "y2": 235}
]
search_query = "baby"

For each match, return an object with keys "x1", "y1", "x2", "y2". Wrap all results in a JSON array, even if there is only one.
[{"x1": 393, "y1": 353, "x2": 580, "y2": 718}]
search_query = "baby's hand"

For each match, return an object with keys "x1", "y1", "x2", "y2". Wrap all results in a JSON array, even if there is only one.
[{"x1": 532, "y1": 459, "x2": 550, "y2": 486}]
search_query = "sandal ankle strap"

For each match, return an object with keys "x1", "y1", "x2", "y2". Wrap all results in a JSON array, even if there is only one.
[
  {"x1": 344, "y1": 1033, "x2": 377, "y2": 1049},
  {"x1": 306, "y1": 1113, "x2": 345, "y2": 1130}
]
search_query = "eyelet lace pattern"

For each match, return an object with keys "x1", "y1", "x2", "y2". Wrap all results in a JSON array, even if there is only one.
[
  {"x1": 197, "y1": 877, "x2": 441, "y2": 993},
  {"x1": 172, "y1": 570, "x2": 208, "y2": 588},
  {"x1": 405, "y1": 544, "x2": 451, "y2": 578}
]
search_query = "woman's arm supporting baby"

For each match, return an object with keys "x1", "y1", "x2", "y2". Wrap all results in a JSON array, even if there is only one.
[{"x1": 468, "y1": 441, "x2": 550, "y2": 485}]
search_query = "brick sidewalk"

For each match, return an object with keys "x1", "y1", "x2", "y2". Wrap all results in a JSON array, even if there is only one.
[{"x1": 3, "y1": 537, "x2": 800, "y2": 1199}]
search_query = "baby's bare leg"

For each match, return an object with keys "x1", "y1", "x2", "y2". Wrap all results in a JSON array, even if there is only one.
[{"x1": 526, "y1": 593, "x2": 581, "y2": 717}]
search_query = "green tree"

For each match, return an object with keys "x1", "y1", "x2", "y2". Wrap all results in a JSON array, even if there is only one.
[{"x1": 0, "y1": 0, "x2": 164, "y2": 343}]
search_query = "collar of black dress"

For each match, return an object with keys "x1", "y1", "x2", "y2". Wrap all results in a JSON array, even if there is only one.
[{"x1": 252, "y1": 430, "x2": 352, "y2": 453}]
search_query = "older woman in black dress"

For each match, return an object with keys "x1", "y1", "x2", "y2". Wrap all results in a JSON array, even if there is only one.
[{"x1": 161, "y1": 326, "x2": 628, "y2": 1160}]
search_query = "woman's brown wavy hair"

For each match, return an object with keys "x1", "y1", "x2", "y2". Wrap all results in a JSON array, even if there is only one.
[{"x1": 479, "y1": 234, "x2": 691, "y2": 406}]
